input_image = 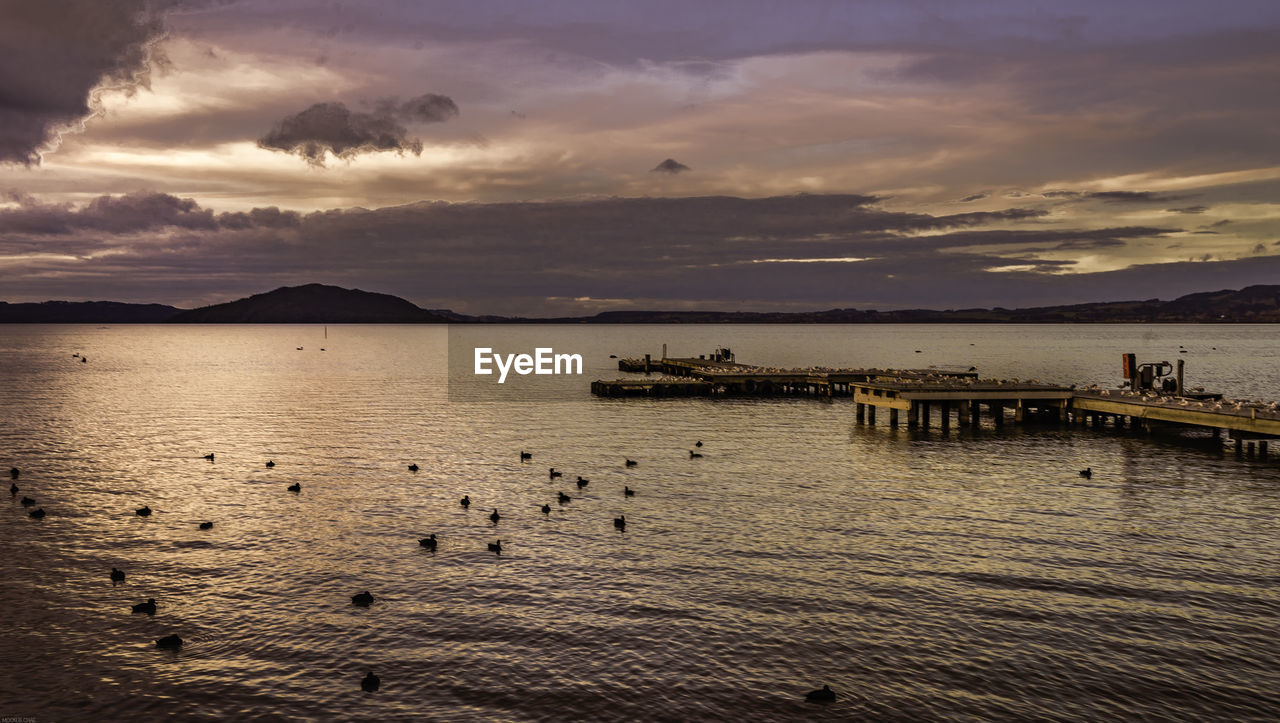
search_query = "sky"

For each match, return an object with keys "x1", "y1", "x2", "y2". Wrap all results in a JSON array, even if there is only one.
[{"x1": 1, "y1": 0, "x2": 1278, "y2": 315}]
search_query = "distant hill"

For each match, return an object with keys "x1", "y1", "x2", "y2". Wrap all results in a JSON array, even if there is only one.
[
  {"x1": 4, "y1": 283, "x2": 1280, "y2": 323},
  {"x1": 166, "y1": 284, "x2": 453, "y2": 323},
  {"x1": 0, "y1": 300, "x2": 182, "y2": 323}
]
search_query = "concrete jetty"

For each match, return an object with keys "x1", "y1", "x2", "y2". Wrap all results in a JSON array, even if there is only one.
[{"x1": 594, "y1": 349, "x2": 1280, "y2": 458}]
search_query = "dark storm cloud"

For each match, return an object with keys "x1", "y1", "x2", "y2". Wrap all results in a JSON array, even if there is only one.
[
  {"x1": 257, "y1": 94, "x2": 458, "y2": 166},
  {"x1": 652, "y1": 158, "x2": 691, "y2": 174},
  {"x1": 1168, "y1": 205, "x2": 1209, "y2": 214},
  {"x1": 958, "y1": 193, "x2": 988, "y2": 203},
  {"x1": 0, "y1": 191, "x2": 298, "y2": 234},
  {"x1": 0, "y1": 0, "x2": 168, "y2": 165},
  {"x1": 1044, "y1": 190, "x2": 1190, "y2": 203},
  {"x1": 0, "y1": 192, "x2": 1190, "y2": 312}
]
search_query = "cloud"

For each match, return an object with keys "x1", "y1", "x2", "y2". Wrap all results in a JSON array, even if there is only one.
[
  {"x1": 651, "y1": 158, "x2": 691, "y2": 174},
  {"x1": 0, "y1": 0, "x2": 168, "y2": 165},
  {"x1": 1167, "y1": 205, "x2": 1209, "y2": 214},
  {"x1": 257, "y1": 93, "x2": 458, "y2": 166},
  {"x1": 958, "y1": 193, "x2": 988, "y2": 202},
  {"x1": 0, "y1": 191, "x2": 299, "y2": 234},
  {"x1": 1045, "y1": 190, "x2": 1190, "y2": 203}
]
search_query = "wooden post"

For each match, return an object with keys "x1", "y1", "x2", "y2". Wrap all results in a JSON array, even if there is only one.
[
  {"x1": 971, "y1": 402, "x2": 981, "y2": 426},
  {"x1": 1247, "y1": 441, "x2": 1256, "y2": 458},
  {"x1": 907, "y1": 401, "x2": 919, "y2": 428},
  {"x1": 1260, "y1": 441, "x2": 1269, "y2": 459},
  {"x1": 994, "y1": 404, "x2": 1004, "y2": 427},
  {"x1": 867, "y1": 405, "x2": 876, "y2": 425},
  {"x1": 1235, "y1": 437, "x2": 1244, "y2": 455},
  {"x1": 920, "y1": 402, "x2": 930, "y2": 429},
  {"x1": 1014, "y1": 400, "x2": 1024, "y2": 424},
  {"x1": 856, "y1": 403, "x2": 865, "y2": 424},
  {"x1": 889, "y1": 408, "x2": 899, "y2": 427},
  {"x1": 940, "y1": 401, "x2": 951, "y2": 429}
]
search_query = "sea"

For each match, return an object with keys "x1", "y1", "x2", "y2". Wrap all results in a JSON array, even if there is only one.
[{"x1": 1, "y1": 324, "x2": 1278, "y2": 721}]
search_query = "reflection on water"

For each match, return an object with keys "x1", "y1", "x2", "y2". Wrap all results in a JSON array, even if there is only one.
[{"x1": 1, "y1": 324, "x2": 1278, "y2": 720}]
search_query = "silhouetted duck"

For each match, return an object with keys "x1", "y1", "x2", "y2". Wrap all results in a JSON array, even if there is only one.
[
  {"x1": 541, "y1": 504, "x2": 551, "y2": 514},
  {"x1": 361, "y1": 671, "x2": 380, "y2": 692},
  {"x1": 111, "y1": 567, "x2": 125, "y2": 583},
  {"x1": 576, "y1": 476, "x2": 589, "y2": 488},
  {"x1": 136, "y1": 506, "x2": 152, "y2": 517},
  {"x1": 625, "y1": 459, "x2": 637, "y2": 467},
  {"x1": 203, "y1": 453, "x2": 214, "y2": 461},
  {"x1": 557, "y1": 492, "x2": 571, "y2": 503},
  {"x1": 199, "y1": 521, "x2": 213, "y2": 530},
  {"x1": 408, "y1": 463, "x2": 419, "y2": 472},
  {"x1": 689, "y1": 450, "x2": 703, "y2": 458},
  {"x1": 9, "y1": 482, "x2": 16, "y2": 495},
  {"x1": 695, "y1": 441, "x2": 703, "y2": 448},
  {"x1": 460, "y1": 495, "x2": 471, "y2": 508},
  {"x1": 287, "y1": 482, "x2": 301, "y2": 492},
  {"x1": 624, "y1": 486, "x2": 635, "y2": 497},
  {"x1": 265, "y1": 460, "x2": 275, "y2": 468},
  {"x1": 21, "y1": 496, "x2": 35, "y2": 507},
  {"x1": 805, "y1": 684, "x2": 836, "y2": 703},
  {"x1": 489, "y1": 508, "x2": 501, "y2": 523},
  {"x1": 81, "y1": 357, "x2": 87, "y2": 363},
  {"x1": 614, "y1": 515, "x2": 626, "y2": 530},
  {"x1": 549, "y1": 468, "x2": 562, "y2": 479},
  {"x1": 155, "y1": 634, "x2": 183, "y2": 649},
  {"x1": 1079, "y1": 467, "x2": 1093, "y2": 479},
  {"x1": 28, "y1": 508, "x2": 45, "y2": 519},
  {"x1": 351, "y1": 590, "x2": 374, "y2": 606},
  {"x1": 419, "y1": 533, "x2": 437, "y2": 549},
  {"x1": 487, "y1": 540, "x2": 502, "y2": 553},
  {"x1": 132, "y1": 598, "x2": 157, "y2": 615},
  {"x1": 520, "y1": 451, "x2": 532, "y2": 460},
  {"x1": 9, "y1": 467, "x2": 18, "y2": 479}
]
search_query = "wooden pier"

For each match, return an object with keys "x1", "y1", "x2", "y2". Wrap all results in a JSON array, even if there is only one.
[{"x1": 594, "y1": 350, "x2": 1280, "y2": 458}]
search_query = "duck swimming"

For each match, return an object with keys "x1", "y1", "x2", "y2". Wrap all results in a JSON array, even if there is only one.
[
  {"x1": 155, "y1": 634, "x2": 183, "y2": 649},
  {"x1": 460, "y1": 495, "x2": 471, "y2": 507},
  {"x1": 549, "y1": 468, "x2": 562, "y2": 479},
  {"x1": 624, "y1": 486, "x2": 635, "y2": 497},
  {"x1": 351, "y1": 590, "x2": 374, "y2": 606},
  {"x1": 614, "y1": 515, "x2": 626, "y2": 530},
  {"x1": 199, "y1": 521, "x2": 213, "y2": 530},
  {"x1": 287, "y1": 483, "x2": 301, "y2": 492},
  {"x1": 1079, "y1": 467, "x2": 1093, "y2": 479},
  {"x1": 520, "y1": 451, "x2": 532, "y2": 460},
  {"x1": 361, "y1": 671, "x2": 380, "y2": 692},
  {"x1": 557, "y1": 492, "x2": 571, "y2": 503},
  {"x1": 265, "y1": 461, "x2": 275, "y2": 468},
  {"x1": 689, "y1": 450, "x2": 703, "y2": 458},
  {"x1": 408, "y1": 463, "x2": 419, "y2": 472},
  {"x1": 541, "y1": 504, "x2": 551, "y2": 514},
  {"x1": 136, "y1": 506, "x2": 152, "y2": 517},
  {"x1": 418, "y1": 534, "x2": 437, "y2": 549},
  {"x1": 624, "y1": 459, "x2": 637, "y2": 467},
  {"x1": 132, "y1": 598, "x2": 157, "y2": 615},
  {"x1": 28, "y1": 508, "x2": 45, "y2": 519},
  {"x1": 805, "y1": 684, "x2": 836, "y2": 703},
  {"x1": 487, "y1": 540, "x2": 502, "y2": 553},
  {"x1": 111, "y1": 567, "x2": 125, "y2": 583},
  {"x1": 489, "y1": 509, "x2": 501, "y2": 523},
  {"x1": 576, "y1": 476, "x2": 589, "y2": 488},
  {"x1": 21, "y1": 496, "x2": 34, "y2": 507}
]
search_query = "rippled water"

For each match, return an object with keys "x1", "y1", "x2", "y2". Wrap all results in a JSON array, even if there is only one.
[{"x1": 2, "y1": 324, "x2": 1279, "y2": 721}]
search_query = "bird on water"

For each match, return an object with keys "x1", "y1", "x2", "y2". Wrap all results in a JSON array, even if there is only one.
[
  {"x1": 541, "y1": 504, "x2": 551, "y2": 514},
  {"x1": 199, "y1": 521, "x2": 213, "y2": 530},
  {"x1": 155, "y1": 634, "x2": 183, "y2": 649},
  {"x1": 689, "y1": 450, "x2": 703, "y2": 458},
  {"x1": 203, "y1": 453, "x2": 214, "y2": 461},
  {"x1": 549, "y1": 468, "x2": 562, "y2": 479},
  {"x1": 361, "y1": 671, "x2": 381, "y2": 692},
  {"x1": 1079, "y1": 467, "x2": 1093, "y2": 479},
  {"x1": 136, "y1": 506, "x2": 152, "y2": 517},
  {"x1": 408, "y1": 463, "x2": 419, "y2": 472},
  {"x1": 132, "y1": 598, "x2": 157, "y2": 615},
  {"x1": 287, "y1": 482, "x2": 301, "y2": 492},
  {"x1": 21, "y1": 496, "x2": 35, "y2": 507},
  {"x1": 489, "y1": 509, "x2": 501, "y2": 523},
  {"x1": 805, "y1": 684, "x2": 836, "y2": 703},
  {"x1": 9, "y1": 467, "x2": 17, "y2": 479},
  {"x1": 576, "y1": 476, "x2": 590, "y2": 489},
  {"x1": 460, "y1": 495, "x2": 471, "y2": 508},
  {"x1": 111, "y1": 567, "x2": 125, "y2": 583},
  {"x1": 487, "y1": 540, "x2": 502, "y2": 553},
  {"x1": 9, "y1": 482, "x2": 16, "y2": 495},
  {"x1": 351, "y1": 591, "x2": 374, "y2": 606},
  {"x1": 419, "y1": 533, "x2": 438, "y2": 549},
  {"x1": 614, "y1": 515, "x2": 626, "y2": 530},
  {"x1": 695, "y1": 441, "x2": 703, "y2": 448},
  {"x1": 520, "y1": 451, "x2": 532, "y2": 460},
  {"x1": 28, "y1": 508, "x2": 45, "y2": 519},
  {"x1": 624, "y1": 486, "x2": 635, "y2": 497},
  {"x1": 557, "y1": 492, "x2": 571, "y2": 503},
  {"x1": 625, "y1": 459, "x2": 637, "y2": 467},
  {"x1": 265, "y1": 460, "x2": 275, "y2": 468}
]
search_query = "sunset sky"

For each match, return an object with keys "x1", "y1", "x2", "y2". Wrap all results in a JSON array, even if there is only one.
[{"x1": 2, "y1": 0, "x2": 1278, "y2": 315}]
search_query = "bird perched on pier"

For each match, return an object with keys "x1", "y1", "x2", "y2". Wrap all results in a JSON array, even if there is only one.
[
  {"x1": 625, "y1": 459, "x2": 637, "y2": 467},
  {"x1": 135, "y1": 506, "x2": 152, "y2": 517},
  {"x1": 287, "y1": 483, "x2": 301, "y2": 492},
  {"x1": 624, "y1": 486, "x2": 635, "y2": 497},
  {"x1": 361, "y1": 671, "x2": 380, "y2": 692},
  {"x1": 805, "y1": 685, "x2": 836, "y2": 703},
  {"x1": 111, "y1": 567, "x2": 125, "y2": 583},
  {"x1": 576, "y1": 476, "x2": 590, "y2": 488},
  {"x1": 487, "y1": 540, "x2": 502, "y2": 553},
  {"x1": 521, "y1": 451, "x2": 532, "y2": 460},
  {"x1": 351, "y1": 590, "x2": 374, "y2": 606},
  {"x1": 460, "y1": 495, "x2": 471, "y2": 508},
  {"x1": 557, "y1": 492, "x2": 571, "y2": 503},
  {"x1": 155, "y1": 634, "x2": 183, "y2": 649},
  {"x1": 689, "y1": 450, "x2": 703, "y2": 458},
  {"x1": 1079, "y1": 467, "x2": 1092, "y2": 479},
  {"x1": 408, "y1": 463, "x2": 419, "y2": 472},
  {"x1": 199, "y1": 521, "x2": 213, "y2": 530},
  {"x1": 549, "y1": 468, "x2": 563, "y2": 479},
  {"x1": 132, "y1": 598, "x2": 157, "y2": 615},
  {"x1": 489, "y1": 508, "x2": 501, "y2": 523},
  {"x1": 614, "y1": 515, "x2": 626, "y2": 530},
  {"x1": 419, "y1": 533, "x2": 437, "y2": 549}
]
